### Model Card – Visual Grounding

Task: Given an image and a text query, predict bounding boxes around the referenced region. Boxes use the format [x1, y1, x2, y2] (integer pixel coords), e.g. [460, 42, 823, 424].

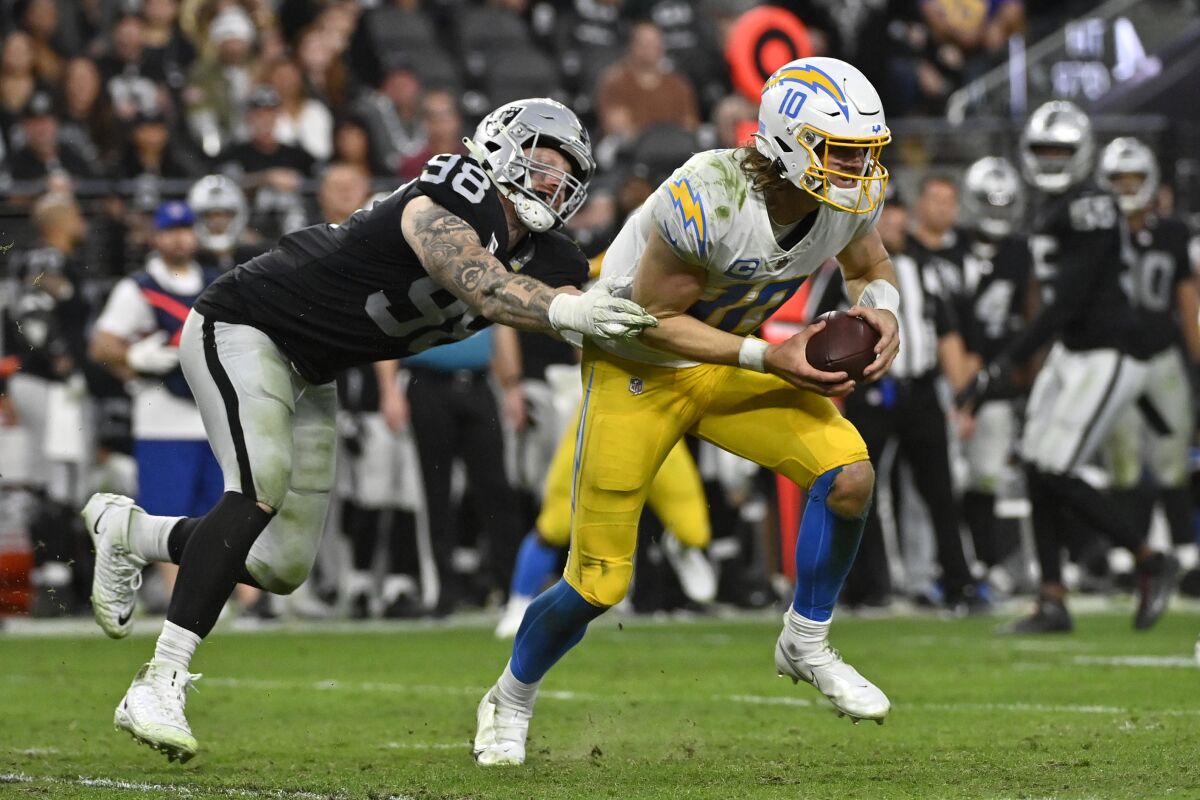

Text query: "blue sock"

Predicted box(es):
[510, 531, 560, 598]
[510, 579, 606, 683]
[792, 467, 869, 622]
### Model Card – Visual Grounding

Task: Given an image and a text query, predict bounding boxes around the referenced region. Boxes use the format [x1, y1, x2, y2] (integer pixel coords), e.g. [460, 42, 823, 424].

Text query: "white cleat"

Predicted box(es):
[494, 596, 533, 640]
[662, 533, 717, 604]
[83, 493, 147, 639]
[473, 687, 530, 766]
[775, 635, 890, 724]
[114, 660, 201, 763]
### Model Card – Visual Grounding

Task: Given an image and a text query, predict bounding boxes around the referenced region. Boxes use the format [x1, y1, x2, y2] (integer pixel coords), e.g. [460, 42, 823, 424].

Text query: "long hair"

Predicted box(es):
[735, 144, 792, 194]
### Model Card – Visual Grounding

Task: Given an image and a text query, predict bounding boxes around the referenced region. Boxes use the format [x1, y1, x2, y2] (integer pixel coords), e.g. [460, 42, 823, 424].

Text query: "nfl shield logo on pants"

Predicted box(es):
[628, 376, 644, 395]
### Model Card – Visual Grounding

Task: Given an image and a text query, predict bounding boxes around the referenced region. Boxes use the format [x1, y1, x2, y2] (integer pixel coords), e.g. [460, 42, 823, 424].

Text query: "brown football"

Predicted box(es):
[805, 311, 880, 382]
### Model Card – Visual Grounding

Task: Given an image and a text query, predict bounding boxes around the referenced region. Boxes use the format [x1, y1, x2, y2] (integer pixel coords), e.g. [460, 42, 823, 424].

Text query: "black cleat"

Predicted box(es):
[998, 597, 1073, 634]
[1133, 552, 1180, 631]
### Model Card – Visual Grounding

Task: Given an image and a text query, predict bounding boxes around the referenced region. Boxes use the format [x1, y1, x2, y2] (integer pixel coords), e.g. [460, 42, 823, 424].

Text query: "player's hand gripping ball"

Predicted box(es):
[805, 311, 881, 382]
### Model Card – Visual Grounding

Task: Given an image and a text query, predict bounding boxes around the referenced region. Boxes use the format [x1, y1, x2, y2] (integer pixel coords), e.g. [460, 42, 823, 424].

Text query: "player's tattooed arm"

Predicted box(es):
[402, 196, 566, 331]
[402, 197, 656, 339]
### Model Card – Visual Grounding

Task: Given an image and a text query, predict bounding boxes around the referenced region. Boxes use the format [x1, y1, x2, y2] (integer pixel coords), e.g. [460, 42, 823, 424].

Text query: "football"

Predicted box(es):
[805, 311, 881, 382]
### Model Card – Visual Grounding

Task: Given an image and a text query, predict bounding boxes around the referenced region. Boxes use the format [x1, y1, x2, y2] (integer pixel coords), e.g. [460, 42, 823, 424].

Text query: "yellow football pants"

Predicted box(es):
[564, 343, 869, 607]
[536, 407, 710, 550]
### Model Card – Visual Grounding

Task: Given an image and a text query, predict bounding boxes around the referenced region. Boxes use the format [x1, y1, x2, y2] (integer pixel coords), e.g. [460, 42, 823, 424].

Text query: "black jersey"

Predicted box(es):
[943, 233, 1032, 363]
[196, 153, 583, 385]
[1006, 180, 1135, 363]
[1126, 214, 1193, 357]
[510, 232, 589, 380]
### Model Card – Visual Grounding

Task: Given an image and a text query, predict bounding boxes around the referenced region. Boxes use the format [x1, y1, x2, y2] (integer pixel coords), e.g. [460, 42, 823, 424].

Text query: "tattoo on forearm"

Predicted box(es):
[404, 201, 558, 331]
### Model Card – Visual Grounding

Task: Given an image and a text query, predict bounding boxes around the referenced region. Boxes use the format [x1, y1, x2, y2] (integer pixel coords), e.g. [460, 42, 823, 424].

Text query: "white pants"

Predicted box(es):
[1020, 344, 1148, 476]
[178, 311, 338, 594]
[1104, 346, 1194, 488]
[336, 412, 422, 510]
[963, 399, 1017, 494]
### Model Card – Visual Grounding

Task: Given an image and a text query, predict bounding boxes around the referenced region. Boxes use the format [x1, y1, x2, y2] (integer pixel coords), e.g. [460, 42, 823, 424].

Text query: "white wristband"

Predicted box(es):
[738, 337, 769, 372]
[858, 279, 901, 317]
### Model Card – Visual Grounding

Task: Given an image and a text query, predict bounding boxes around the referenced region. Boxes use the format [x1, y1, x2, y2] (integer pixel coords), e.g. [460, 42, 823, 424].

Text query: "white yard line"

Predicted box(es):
[201, 676, 1200, 718]
[0, 772, 374, 799]
[1072, 655, 1198, 668]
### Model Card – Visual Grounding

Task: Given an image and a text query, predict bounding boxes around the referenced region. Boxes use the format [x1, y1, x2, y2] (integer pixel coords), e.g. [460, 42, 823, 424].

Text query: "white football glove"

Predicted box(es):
[126, 330, 180, 375]
[547, 277, 657, 342]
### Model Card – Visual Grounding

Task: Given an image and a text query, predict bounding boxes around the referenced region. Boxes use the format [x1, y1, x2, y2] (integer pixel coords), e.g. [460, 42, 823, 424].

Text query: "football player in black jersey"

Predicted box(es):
[959, 102, 1179, 634]
[1097, 137, 1200, 574]
[952, 156, 1033, 580]
[79, 98, 657, 763]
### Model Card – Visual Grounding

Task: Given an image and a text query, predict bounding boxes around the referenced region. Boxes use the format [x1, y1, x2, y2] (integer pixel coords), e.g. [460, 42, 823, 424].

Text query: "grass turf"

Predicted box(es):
[2, 609, 1198, 799]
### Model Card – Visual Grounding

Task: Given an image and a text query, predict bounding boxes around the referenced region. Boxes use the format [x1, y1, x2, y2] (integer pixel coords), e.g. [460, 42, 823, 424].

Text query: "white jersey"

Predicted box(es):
[598, 148, 881, 367]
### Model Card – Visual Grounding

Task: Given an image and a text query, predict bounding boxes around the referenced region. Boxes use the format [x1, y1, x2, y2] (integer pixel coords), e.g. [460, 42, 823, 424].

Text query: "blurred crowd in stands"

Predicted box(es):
[5, 0, 1197, 626]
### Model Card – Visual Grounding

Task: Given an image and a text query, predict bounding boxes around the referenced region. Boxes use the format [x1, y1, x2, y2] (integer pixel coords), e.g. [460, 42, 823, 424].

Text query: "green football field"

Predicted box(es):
[2, 608, 1199, 800]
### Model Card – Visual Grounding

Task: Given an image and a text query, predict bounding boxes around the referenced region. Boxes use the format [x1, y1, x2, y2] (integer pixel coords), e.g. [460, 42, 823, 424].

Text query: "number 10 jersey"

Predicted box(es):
[196, 153, 584, 384]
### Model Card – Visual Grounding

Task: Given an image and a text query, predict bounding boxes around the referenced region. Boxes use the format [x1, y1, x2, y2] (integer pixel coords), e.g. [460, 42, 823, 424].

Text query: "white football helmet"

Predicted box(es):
[1019, 101, 1095, 194]
[1097, 136, 1159, 215]
[465, 98, 595, 233]
[962, 156, 1025, 239]
[187, 174, 248, 252]
[755, 57, 891, 214]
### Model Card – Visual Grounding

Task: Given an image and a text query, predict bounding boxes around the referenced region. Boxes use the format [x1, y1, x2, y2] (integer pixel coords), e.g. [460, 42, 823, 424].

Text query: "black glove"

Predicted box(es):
[956, 356, 1014, 414]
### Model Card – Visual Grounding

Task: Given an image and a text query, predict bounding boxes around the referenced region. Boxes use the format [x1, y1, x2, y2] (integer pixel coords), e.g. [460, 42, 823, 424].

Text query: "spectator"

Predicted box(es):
[184, 5, 258, 157]
[218, 85, 313, 239]
[9, 90, 95, 183]
[219, 85, 315, 188]
[0, 31, 43, 149]
[397, 91, 465, 180]
[623, 0, 725, 113]
[140, 0, 196, 93]
[58, 56, 117, 166]
[266, 57, 333, 162]
[96, 14, 161, 123]
[594, 20, 699, 149]
[315, 162, 369, 225]
[19, 0, 67, 84]
[331, 115, 377, 175]
[708, 93, 756, 149]
[295, 23, 348, 111]
[113, 105, 202, 181]
[354, 57, 427, 176]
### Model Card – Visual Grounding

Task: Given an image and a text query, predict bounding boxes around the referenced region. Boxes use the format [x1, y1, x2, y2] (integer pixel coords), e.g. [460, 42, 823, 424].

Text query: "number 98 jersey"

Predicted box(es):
[195, 153, 583, 385]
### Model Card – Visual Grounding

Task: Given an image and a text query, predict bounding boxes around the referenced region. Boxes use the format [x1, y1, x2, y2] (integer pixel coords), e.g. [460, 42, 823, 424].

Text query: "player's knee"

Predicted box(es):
[827, 461, 874, 519]
[247, 560, 306, 595]
[575, 563, 632, 608]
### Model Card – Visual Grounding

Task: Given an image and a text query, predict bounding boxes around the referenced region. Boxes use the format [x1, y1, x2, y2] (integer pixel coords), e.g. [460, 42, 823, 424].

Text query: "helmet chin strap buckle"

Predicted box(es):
[514, 195, 555, 233]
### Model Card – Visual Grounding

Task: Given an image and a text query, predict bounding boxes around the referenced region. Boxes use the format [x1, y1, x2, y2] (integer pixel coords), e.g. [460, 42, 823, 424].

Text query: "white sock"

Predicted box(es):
[130, 513, 183, 564]
[783, 607, 831, 651]
[153, 621, 201, 669]
[494, 660, 540, 713]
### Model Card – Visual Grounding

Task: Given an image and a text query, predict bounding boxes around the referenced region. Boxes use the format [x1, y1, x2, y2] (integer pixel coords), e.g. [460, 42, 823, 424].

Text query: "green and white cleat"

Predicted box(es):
[775, 635, 890, 724]
[83, 493, 147, 638]
[473, 687, 530, 766]
[115, 661, 201, 763]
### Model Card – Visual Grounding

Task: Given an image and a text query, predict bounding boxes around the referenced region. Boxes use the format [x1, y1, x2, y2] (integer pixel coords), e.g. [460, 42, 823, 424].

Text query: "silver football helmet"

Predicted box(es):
[1097, 136, 1159, 215]
[187, 174, 248, 252]
[464, 98, 595, 233]
[1019, 101, 1095, 194]
[962, 156, 1025, 239]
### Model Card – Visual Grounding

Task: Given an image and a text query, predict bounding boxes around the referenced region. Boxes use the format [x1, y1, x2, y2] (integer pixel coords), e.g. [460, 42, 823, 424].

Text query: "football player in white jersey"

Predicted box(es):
[474, 57, 902, 766]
